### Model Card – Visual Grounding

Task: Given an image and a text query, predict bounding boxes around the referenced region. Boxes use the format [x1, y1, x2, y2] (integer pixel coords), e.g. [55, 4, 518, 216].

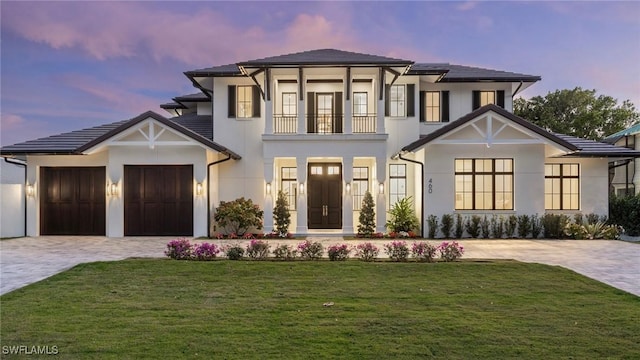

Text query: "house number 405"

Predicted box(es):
[428, 178, 433, 194]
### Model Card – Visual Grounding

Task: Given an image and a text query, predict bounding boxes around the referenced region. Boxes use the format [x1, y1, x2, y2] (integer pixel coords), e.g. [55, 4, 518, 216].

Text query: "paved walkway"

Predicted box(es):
[1, 237, 638, 296]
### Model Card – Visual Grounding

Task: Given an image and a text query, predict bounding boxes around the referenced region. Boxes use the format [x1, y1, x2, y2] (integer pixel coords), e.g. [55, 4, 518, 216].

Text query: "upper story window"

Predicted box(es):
[385, 84, 415, 118]
[545, 164, 579, 210]
[455, 158, 513, 210]
[282, 92, 297, 116]
[353, 92, 368, 116]
[420, 90, 450, 123]
[472, 90, 505, 110]
[228, 85, 261, 118]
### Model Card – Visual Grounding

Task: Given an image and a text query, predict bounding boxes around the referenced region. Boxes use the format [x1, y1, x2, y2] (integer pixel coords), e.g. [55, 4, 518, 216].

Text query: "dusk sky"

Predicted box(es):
[1, 1, 639, 146]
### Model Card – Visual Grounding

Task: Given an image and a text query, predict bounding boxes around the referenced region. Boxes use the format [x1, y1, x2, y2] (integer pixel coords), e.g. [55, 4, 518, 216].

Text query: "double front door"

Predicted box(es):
[307, 163, 342, 229]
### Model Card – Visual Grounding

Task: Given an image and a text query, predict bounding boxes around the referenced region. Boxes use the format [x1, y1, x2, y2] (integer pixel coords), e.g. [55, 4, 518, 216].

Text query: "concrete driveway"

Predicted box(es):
[1, 237, 638, 296]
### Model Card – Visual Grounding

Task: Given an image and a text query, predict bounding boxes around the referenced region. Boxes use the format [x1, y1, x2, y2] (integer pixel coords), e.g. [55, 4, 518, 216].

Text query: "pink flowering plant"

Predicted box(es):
[246, 239, 270, 260]
[297, 240, 324, 260]
[411, 241, 437, 262]
[273, 244, 297, 260]
[165, 238, 193, 260]
[355, 242, 379, 262]
[384, 240, 410, 262]
[327, 244, 351, 261]
[193, 242, 221, 261]
[438, 241, 464, 262]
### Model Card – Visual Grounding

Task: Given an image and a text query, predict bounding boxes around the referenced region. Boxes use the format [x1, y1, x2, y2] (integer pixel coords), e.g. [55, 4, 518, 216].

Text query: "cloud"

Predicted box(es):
[456, 1, 478, 11]
[1, 114, 25, 131]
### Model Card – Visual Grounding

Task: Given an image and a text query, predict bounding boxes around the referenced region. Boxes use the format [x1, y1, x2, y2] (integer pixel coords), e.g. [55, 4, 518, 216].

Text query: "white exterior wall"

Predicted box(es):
[1, 161, 26, 237]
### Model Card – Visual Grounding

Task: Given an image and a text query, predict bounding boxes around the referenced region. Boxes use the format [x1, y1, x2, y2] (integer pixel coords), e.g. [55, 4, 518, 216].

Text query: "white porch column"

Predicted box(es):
[342, 156, 354, 233]
[26, 163, 38, 236]
[296, 157, 308, 234]
[376, 156, 387, 233]
[106, 163, 124, 237]
[263, 159, 274, 233]
[264, 99, 273, 135]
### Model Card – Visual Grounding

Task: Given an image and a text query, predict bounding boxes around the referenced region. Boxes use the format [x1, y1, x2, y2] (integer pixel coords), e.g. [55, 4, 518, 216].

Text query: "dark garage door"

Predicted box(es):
[124, 165, 193, 236]
[40, 167, 106, 235]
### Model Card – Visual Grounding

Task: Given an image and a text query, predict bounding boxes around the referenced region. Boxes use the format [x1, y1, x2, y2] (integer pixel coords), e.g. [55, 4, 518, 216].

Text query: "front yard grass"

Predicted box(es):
[1, 260, 639, 359]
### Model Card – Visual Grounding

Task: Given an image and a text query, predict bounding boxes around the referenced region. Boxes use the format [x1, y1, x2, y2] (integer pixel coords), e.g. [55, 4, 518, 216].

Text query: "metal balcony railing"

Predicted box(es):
[272, 113, 377, 134]
[353, 114, 377, 133]
[273, 115, 297, 134]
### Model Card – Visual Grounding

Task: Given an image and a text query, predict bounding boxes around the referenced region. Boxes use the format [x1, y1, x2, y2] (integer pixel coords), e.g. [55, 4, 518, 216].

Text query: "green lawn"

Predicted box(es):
[1, 260, 638, 359]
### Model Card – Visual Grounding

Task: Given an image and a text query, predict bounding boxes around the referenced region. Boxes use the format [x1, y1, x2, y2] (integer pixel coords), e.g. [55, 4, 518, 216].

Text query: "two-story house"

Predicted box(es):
[2, 49, 638, 237]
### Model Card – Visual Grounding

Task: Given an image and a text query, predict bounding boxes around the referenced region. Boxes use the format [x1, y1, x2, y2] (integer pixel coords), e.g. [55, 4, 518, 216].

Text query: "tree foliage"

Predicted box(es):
[273, 190, 291, 236]
[514, 87, 639, 140]
[214, 197, 263, 235]
[357, 191, 376, 236]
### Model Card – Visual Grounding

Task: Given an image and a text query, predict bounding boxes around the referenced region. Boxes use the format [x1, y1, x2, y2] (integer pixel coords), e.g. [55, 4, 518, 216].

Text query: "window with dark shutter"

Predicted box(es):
[384, 84, 391, 117]
[406, 84, 415, 117]
[441, 91, 450, 122]
[419, 91, 426, 122]
[252, 86, 261, 117]
[334, 92, 343, 133]
[497, 90, 505, 108]
[307, 92, 315, 133]
[472, 90, 480, 110]
[228, 85, 236, 118]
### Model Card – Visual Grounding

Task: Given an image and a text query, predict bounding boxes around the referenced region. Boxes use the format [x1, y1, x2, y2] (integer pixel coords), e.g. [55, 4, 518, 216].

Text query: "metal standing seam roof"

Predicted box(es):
[400, 104, 640, 158]
[1, 111, 240, 159]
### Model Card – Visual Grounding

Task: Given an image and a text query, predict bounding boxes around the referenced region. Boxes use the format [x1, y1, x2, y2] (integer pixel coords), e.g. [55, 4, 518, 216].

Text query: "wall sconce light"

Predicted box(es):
[266, 182, 272, 195]
[345, 182, 351, 194]
[196, 183, 203, 196]
[108, 182, 119, 197]
[25, 183, 34, 197]
[299, 183, 305, 194]
[378, 182, 385, 194]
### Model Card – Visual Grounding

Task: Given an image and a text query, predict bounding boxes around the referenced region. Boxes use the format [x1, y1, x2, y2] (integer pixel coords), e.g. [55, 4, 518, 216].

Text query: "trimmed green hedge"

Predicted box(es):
[609, 194, 640, 236]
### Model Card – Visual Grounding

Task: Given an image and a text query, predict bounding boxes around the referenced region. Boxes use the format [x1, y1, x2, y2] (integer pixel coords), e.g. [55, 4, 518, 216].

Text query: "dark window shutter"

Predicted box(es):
[385, 84, 391, 116]
[228, 85, 236, 118]
[334, 92, 343, 133]
[419, 91, 426, 122]
[441, 91, 450, 122]
[496, 90, 505, 108]
[406, 84, 415, 117]
[472, 90, 480, 110]
[307, 92, 315, 133]
[252, 86, 261, 117]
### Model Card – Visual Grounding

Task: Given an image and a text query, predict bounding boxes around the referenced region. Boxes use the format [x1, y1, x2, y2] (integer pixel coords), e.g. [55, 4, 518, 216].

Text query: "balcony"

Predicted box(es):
[273, 114, 377, 134]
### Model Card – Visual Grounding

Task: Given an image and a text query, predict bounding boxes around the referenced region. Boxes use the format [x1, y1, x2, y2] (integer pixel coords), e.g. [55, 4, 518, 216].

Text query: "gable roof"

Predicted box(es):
[603, 122, 640, 144]
[237, 49, 414, 67]
[409, 63, 541, 82]
[400, 105, 640, 158]
[1, 111, 240, 159]
[185, 63, 243, 77]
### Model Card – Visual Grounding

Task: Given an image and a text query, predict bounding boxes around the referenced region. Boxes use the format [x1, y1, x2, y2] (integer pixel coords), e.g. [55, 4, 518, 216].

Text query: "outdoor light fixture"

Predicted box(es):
[299, 183, 305, 194]
[345, 182, 351, 194]
[196, 183, 203, 196]
[108, 183, 118, 197]
[25, 184, 34, 197]
[266, 182, 272, 195]
[379, 183, 385, 194]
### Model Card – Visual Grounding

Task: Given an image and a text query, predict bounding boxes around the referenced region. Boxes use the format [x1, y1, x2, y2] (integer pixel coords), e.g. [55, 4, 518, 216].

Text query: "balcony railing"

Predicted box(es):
[273, 113, 377, 134]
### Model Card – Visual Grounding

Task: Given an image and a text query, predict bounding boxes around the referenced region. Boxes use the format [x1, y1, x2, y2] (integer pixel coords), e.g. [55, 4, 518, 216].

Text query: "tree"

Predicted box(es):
[514, 87, 639, 140]
[213, 197, 263, 236]
[273, 190, 291, 236]
[357, 191, 376, 237]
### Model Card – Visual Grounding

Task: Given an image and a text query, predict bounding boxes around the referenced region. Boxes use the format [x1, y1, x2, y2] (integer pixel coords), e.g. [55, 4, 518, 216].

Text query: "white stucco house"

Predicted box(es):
[605, 123, 640, 196]
[2, 49, 639, 238]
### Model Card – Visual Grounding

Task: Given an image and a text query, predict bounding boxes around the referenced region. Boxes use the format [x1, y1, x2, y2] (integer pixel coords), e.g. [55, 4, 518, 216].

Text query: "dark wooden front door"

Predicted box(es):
[40, 167, 106, 235]
[124, 165, 193, 236]
[308, 163, 342, 229]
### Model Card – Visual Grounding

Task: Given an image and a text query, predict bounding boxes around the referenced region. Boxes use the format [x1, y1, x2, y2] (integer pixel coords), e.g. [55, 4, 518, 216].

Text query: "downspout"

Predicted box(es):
[3, 157, 27, 237]
[207, 154, 232, 237]
[397, 153, 425, 238]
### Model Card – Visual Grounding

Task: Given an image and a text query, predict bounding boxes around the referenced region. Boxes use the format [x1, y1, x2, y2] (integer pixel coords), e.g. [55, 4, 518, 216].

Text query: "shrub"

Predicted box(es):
[490, 215, 504, 239]
[440, 214, 454, 238]
[358, 191, 376, 237]
[273, 190, 291, 237]
[384, 241, 410, 262]
[517, 215, 531, 238]
[480, 216, 490, 239]
[465, 215, 481, 238]
[609, 194, 640, 236]
[214, 198, 263, 236]
[165, 238, 193, 260]
[586, 213, 601, 225]
[438, 241, 465, 262]
[355, 242, 379, 262]
[193, 242, 220, 261]
[224, 244, 245, 260]
[327, 244, 351, 261]
[273, 244, 297, 260]
[564, 222, 587, 239]
[530, 214, 542, 239]
[454, 214, 464, 239]
[573, 213, 584, 226]
[542, 214, 569, 238]
[505, 215, 517, 238]
[427, 215, 438, 239]
[411, 241, 437, 262]
[246, 239, 270, 260]
[297, 240, 323, 260]
[386, 197, 420, 233]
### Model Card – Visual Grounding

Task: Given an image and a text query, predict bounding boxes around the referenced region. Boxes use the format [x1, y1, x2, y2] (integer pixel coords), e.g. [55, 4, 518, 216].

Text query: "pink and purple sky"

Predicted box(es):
[1, 1, 639, 146]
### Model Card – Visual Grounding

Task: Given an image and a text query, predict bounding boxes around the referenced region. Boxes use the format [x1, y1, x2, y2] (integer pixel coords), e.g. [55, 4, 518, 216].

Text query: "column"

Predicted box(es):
[296, 157, 308, 234]
[264, 99, 273, 135]
[377, 69, 386, 134]
[106, 163, 124, 237]
[298, 68, 306, 134]
[342, 156, 354, 233]
[344, 68, 352, 134]
[376, 156, 387, 233]
[263, 159, 274, 233]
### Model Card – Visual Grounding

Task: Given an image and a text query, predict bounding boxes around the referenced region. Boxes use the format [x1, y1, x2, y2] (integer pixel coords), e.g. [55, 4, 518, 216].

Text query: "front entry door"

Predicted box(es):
[308, 163, 342, 229]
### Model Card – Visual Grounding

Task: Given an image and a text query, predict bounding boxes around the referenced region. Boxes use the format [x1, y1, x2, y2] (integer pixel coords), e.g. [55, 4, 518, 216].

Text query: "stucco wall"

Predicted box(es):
[1, 161, 26, 238]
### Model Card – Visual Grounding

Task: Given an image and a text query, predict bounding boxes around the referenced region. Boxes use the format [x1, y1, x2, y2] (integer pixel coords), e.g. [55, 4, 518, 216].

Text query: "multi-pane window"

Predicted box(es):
[281, 167, 297, 210]
[389, 85, 405, 117]
[237, 86, 253, 118]
[545, 164, 579, 210]
[425, 91, 440, 122]
[455, 159, 513, 210]
[389, 164, 407, 206]
[353, 167, 369, 210]
[479, 91, 496, 107]
[282, 92, 297, 116]
[353, 92, 368, 116]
